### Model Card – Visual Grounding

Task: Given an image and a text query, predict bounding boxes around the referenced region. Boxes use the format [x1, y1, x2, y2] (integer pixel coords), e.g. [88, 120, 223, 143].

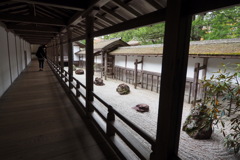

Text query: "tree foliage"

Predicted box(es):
[201, 63, 240, 153]
[104, 23, 165, 45]
[104, 6, 240, 44]
[191, 6, 240, 40]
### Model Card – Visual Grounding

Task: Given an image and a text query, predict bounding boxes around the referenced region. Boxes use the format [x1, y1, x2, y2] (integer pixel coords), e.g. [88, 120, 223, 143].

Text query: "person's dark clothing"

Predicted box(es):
[36, 45, 47, 59]
[36, 45, 47, 70]
[38, 59, 44, 69]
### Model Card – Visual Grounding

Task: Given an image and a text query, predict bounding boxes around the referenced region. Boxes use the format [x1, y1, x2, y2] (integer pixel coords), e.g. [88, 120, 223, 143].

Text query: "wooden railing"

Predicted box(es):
[48, 60, 155, 160]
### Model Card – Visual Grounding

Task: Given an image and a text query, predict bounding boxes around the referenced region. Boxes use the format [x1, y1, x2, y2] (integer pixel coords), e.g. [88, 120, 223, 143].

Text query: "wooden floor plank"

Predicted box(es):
[0, 60, 110, 160]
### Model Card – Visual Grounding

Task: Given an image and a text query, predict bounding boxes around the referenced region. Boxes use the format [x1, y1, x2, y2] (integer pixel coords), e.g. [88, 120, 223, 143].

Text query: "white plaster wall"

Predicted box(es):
[126, 56, 142, 69]
[73, 45, 79, 61]
[20, 39, 26, 69]
[115, 56, 126, 67]
[26, 43, 31, 64]
[7, 32, 18, 82]
[94, 55, 102, 64]
[0, 26, 11, 97]
[115, 55, 162, 73]
[82, 55, 86, 61]
[16, 36, 23, 73]
[207, 58, 240, 79]
[143, 56, 162, 73]
[187, 57, 203, 79]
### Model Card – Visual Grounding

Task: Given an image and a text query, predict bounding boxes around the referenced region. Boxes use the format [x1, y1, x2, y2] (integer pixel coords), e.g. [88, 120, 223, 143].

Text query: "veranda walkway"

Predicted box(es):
[0, 59, 117, 160]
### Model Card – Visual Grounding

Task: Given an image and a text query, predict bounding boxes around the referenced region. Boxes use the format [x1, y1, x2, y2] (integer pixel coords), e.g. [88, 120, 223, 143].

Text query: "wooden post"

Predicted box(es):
[125, 55, 127, 82]
[56, 35, 60, 67]
[141, 56, 144, 88]
[188, 82, 193, 104]
[67, 27, 74, 89]
[51, 41, 54, 62]
[150, 0, 192, 159]
[53, 38, 56, 64]
[106, 105, 115, 136]
[85, 14, 94, 112]
[201, 57, 208, 98]
[104, 52, 108, 80]
[134, 59, 138, 89]
[192, 63, 200, 106]
[60, 34, 64, 78]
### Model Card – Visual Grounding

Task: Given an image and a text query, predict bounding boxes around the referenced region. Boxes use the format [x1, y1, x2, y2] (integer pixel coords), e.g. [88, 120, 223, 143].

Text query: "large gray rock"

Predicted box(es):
[182, 103, 213, 139]
[133, 104, 149, 113]
[94, 77, 105, 86]
[116, 83, 130, 95]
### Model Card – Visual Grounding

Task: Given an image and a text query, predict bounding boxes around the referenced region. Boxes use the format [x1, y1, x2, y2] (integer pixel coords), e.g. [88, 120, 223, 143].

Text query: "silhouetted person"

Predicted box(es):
[36, 44, 47, 71]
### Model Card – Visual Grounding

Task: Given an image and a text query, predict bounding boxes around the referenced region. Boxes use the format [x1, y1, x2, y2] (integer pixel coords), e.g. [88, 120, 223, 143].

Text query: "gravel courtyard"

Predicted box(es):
[72, 70, 240, 160]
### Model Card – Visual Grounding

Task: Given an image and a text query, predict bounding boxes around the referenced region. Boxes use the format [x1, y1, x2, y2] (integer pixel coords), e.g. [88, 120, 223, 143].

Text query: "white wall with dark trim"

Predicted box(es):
[0, 24, 31, 97]
[114, 55, 239, 80]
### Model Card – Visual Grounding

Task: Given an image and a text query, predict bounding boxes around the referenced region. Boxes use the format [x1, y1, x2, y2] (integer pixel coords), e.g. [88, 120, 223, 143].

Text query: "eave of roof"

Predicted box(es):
[109, 38, 240, 58]
[76, 38, 129, 55]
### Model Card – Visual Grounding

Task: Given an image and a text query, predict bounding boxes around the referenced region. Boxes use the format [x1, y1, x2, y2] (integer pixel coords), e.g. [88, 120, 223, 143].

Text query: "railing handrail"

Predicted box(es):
[92, 92, 155, 145]
[48, 60, 154, 159]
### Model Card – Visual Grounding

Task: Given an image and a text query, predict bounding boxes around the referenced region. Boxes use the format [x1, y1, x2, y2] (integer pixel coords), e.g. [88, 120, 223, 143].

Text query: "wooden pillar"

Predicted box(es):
[201, 57, 208, 99]
[50, 41, 54, 62]
[134, 59, 138, 89]
[55, 36, 59, 66]
[67, 27, 74, 88]
[192, 63, 200, 106]
[104, 52, 108, 80]
[60, 34, 64, 76]
[202, 58, 208, 79]
[150, 0, 192, 159]
[52, 39, 56, 64]
[141, 56, 144, 88]
[125, 55, 127, 82]
[85, 15, 94, 112]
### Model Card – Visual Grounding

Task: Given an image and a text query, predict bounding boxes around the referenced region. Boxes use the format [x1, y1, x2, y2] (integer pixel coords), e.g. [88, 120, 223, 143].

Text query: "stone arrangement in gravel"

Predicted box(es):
[133, 104, 150, 113]
[116, 83, 130, 95]
[94, 77, 105, 86]
[182, 103, 213, 139]
[75, 69, 84, 75]
[71, 68, 240, 160]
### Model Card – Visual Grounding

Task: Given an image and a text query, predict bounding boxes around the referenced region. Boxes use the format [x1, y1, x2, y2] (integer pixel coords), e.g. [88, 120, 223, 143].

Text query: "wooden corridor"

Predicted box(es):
[0, 60, 117, 160]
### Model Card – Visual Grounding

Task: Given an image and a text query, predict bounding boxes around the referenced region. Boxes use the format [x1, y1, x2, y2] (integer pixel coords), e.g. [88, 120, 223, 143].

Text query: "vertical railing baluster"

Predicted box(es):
[106, 105, 115, 136]
[65, 71, 68, 83]
[76, 81, 81, 97]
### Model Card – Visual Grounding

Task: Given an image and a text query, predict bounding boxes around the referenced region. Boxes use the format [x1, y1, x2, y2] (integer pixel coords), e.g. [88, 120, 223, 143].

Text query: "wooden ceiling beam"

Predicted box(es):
[36, 10, 55, 19]
[23, 36, 51, 39]
[7, 24, 60, 33]
[111, 0, 142, 17]
[154, 0, 167, 8]
[95, 14, 116, 26]
[9, 8, 29, 14]
[0, 1, 15, 5]
[0, 4, 26, 12]
[93, 9, 166, 37]
[36, 5, 62, 19]
[44, 6, 70, 18]
[101, 6, 126, 22]
[67, 0, 112, 26]
[0, 13, 66, 26]
[15, 31, 55, 36]
[145, 0, 164, 9]
[10, 0, 88, 11]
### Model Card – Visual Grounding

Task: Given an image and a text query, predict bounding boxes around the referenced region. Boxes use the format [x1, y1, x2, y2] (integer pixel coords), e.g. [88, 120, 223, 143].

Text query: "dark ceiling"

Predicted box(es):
[0, 0, 239, 45]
